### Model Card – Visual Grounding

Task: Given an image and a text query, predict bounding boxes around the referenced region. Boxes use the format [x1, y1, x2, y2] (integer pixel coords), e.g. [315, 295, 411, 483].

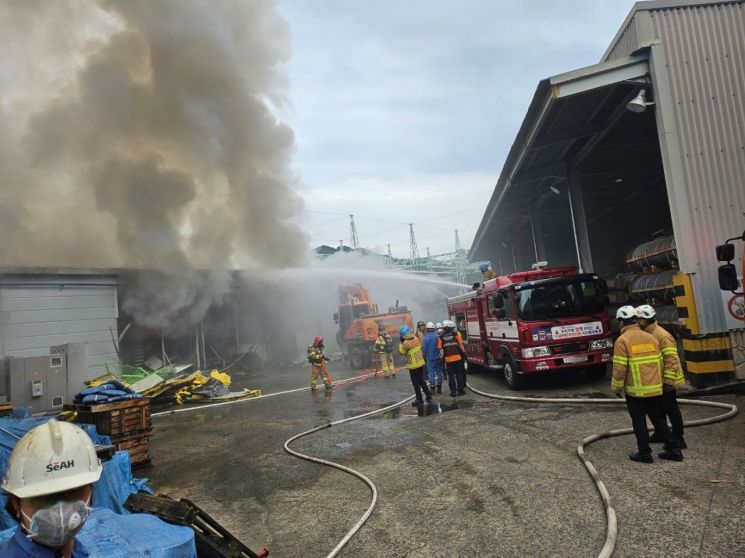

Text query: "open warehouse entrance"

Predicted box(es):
[471, 0, 745, 386]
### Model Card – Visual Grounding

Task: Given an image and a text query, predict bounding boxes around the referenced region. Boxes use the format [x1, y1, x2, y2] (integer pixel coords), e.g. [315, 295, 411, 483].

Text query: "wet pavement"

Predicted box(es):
[145, 362, 745, 557]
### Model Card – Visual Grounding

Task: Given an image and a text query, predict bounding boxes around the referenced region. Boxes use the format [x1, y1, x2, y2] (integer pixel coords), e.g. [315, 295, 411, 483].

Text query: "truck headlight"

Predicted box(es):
[590, 338, 614, 350]
[521, 346, 551, 358]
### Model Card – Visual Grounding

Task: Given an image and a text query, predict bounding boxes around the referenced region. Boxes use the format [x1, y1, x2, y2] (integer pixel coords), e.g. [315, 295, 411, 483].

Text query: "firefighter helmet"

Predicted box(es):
[479, 263, 489, 272]
[615, 306, 637, 320]
[426, 322, 435, 330]
[435, 322, 443, 329]
[636, 304, 656, 319]
[399, 326, 411, 336]
[313, 336, 324, 345]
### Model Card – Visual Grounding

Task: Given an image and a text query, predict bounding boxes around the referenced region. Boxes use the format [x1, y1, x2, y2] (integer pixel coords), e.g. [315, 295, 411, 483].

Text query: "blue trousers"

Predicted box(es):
[426, 359, 443, 385]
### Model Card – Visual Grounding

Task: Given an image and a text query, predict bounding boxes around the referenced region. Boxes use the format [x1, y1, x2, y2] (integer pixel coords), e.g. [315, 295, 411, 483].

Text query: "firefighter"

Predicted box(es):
[611, 306, 682, 463]
[479, 263, 497, 282]
[636, 304, 686, 449]
[399, 325, 432, 405]
[439, 320, 467, 396]
[415, 321, 427, 342]
[375, 325, 395, 378]
[308, 336, 333, 391]
[1, 420, 102, 557]
[422, 322, 444, 393]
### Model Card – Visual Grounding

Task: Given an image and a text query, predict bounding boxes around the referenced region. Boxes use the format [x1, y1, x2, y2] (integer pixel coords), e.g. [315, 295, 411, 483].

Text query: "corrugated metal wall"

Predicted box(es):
[0, 275, 119, 372]
[604, 16, 639, 61]
[651, 2, 745, 333]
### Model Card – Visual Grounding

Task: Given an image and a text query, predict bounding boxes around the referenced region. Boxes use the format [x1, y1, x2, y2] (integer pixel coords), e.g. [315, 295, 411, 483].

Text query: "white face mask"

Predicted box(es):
[22, 498, 91, 547]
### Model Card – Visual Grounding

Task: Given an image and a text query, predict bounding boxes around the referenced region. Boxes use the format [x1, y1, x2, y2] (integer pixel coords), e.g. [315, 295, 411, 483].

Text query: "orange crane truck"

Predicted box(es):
[333, 282, 414, 369]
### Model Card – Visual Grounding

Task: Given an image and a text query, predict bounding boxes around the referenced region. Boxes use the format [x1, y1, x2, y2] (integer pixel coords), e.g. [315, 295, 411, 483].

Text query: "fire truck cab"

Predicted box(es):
[447, 266, 613, 389]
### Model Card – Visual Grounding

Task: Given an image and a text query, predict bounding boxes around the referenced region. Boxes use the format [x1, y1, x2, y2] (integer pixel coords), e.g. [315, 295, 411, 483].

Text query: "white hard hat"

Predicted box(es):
[636, 304, 656, 319]
[2, 419, 102, 499]
[435, 322, 443, 329]
[425, 321, 435, 329]
[444, 320, 455, 328]
[615, 305, 638, 320]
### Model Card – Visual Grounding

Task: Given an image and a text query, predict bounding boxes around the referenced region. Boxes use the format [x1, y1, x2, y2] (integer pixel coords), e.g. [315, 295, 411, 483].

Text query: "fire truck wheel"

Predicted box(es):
[585, 365, 608, 380]
[350, 346, 364, 369]
[503, 356, 526, 390]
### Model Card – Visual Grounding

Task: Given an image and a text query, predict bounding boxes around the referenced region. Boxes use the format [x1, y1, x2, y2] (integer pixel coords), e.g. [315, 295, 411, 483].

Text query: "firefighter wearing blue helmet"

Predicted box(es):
[399, 325, 431, 406]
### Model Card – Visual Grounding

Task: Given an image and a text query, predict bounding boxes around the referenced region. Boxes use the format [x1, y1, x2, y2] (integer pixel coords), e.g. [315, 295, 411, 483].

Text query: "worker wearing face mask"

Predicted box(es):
[1, 419, 102, 558]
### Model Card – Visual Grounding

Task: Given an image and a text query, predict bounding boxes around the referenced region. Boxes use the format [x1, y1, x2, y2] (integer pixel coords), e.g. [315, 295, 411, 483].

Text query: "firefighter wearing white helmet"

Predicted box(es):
[1, 419, 102, 556]
[636, 303, 687, 449]
[611, 306, 682, 463]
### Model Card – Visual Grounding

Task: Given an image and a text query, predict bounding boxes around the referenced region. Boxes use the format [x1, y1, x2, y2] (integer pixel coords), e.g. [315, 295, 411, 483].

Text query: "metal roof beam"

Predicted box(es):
[550, 55, 649, 98]
[512, 162, 567, 185]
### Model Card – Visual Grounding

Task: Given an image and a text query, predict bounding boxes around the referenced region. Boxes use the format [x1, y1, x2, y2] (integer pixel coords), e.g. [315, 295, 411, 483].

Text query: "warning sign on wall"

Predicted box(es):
[721, 276, 745, 330]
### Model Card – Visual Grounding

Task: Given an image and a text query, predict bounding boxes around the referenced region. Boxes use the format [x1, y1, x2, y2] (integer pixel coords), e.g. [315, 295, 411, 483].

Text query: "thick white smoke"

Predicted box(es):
[0, 0, 306, 329]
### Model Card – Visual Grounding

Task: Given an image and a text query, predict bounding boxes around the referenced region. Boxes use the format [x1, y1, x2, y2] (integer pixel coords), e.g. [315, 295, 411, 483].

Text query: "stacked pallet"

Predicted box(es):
[66, 398, 152, 468]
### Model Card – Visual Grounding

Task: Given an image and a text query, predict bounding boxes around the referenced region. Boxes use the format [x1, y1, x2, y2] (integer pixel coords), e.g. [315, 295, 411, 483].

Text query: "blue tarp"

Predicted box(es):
[0, 507, 196, 557]
[75, 381, 144, 405]
[0, 418, 150, 530]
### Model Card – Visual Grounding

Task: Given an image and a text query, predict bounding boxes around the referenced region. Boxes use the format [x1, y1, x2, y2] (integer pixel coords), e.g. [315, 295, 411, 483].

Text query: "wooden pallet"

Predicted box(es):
[65, 398, 152, 436]
[108, 429, 152, 467]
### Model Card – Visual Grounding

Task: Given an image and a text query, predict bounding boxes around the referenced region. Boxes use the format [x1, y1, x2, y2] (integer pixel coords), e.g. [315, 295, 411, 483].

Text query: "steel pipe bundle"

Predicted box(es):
[626, 235, 677, 271]
[628, 270, 677, 303]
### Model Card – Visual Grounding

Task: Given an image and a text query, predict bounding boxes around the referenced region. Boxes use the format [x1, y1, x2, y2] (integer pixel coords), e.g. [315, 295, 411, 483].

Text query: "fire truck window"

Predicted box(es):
[455, 314, 467, 340]
[487, 295, 499, 316]
[503, 292, 516, 320]
[516, 280, 605, 321]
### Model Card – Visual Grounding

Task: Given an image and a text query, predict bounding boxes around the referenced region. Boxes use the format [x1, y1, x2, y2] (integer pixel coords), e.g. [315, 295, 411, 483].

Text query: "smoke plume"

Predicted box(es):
[0, 0, 306, 328]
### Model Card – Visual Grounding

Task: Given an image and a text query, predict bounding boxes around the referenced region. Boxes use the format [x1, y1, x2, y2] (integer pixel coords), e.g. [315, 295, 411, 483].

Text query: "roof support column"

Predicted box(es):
[568, 170, 594, 273]
[531, 213, 546, 262]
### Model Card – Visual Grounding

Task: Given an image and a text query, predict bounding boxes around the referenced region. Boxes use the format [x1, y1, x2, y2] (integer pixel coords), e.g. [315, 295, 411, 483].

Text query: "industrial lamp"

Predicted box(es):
[626, 89, 655, 113]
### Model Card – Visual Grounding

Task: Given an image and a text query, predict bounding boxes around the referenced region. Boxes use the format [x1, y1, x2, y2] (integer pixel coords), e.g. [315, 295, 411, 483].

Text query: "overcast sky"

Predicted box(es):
[276, 1, 634, 258]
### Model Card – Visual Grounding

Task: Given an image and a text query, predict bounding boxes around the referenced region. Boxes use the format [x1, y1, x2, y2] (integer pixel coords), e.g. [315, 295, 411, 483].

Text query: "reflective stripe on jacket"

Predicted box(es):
[374, 337, 387, 354]
[308, 346, 325, 366]
[438, 331, 463, 363]
[611, 324, 663, 397]
[398, 334, 425, 369]
[642, 323, 684, 386]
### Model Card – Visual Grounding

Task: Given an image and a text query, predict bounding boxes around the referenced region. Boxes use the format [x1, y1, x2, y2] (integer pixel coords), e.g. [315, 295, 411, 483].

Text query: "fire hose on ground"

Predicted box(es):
[466, 382, 739, 558]
[154, 369, 738, 557]
[283, 394, 415, 558]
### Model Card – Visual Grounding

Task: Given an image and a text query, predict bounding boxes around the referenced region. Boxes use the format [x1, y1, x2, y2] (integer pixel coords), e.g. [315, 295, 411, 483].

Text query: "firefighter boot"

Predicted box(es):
[628, 451, 654, 463]
[429, 383, 436, 392]
[436, 384, 442, 394]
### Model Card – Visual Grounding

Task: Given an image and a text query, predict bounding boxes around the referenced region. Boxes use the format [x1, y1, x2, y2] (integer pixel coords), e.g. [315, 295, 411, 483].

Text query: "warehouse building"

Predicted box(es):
[470, 0, 745, 384]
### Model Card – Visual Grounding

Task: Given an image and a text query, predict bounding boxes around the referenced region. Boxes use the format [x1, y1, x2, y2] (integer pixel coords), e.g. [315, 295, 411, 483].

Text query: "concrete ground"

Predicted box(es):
[145, 362, 745, 557]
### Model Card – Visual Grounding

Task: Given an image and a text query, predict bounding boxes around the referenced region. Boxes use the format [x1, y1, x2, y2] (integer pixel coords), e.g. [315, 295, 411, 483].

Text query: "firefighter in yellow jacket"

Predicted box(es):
[637, 304, 686, 449]
[374, 325, 395, 378]
[611, 306, 682, 463]
[308, 336, 333, 391]
[399, 326, 432, 406]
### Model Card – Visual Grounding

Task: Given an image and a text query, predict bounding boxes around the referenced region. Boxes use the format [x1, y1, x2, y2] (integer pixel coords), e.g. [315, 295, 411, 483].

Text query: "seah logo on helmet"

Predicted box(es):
[46, 460, 75, 473]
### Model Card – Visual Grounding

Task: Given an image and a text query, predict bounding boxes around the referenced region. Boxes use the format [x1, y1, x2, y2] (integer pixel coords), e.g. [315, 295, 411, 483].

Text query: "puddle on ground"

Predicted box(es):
[367, 400, 474, 419]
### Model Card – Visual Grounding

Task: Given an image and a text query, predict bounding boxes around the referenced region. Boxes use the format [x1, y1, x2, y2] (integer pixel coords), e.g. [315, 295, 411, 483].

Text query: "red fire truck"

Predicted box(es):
[447, 266, 613, 389]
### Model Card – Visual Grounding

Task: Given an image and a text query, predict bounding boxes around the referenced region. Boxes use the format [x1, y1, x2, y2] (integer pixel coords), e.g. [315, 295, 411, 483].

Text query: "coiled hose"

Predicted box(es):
[284, 395, 415, 558]
[467, 382, 739, 558]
